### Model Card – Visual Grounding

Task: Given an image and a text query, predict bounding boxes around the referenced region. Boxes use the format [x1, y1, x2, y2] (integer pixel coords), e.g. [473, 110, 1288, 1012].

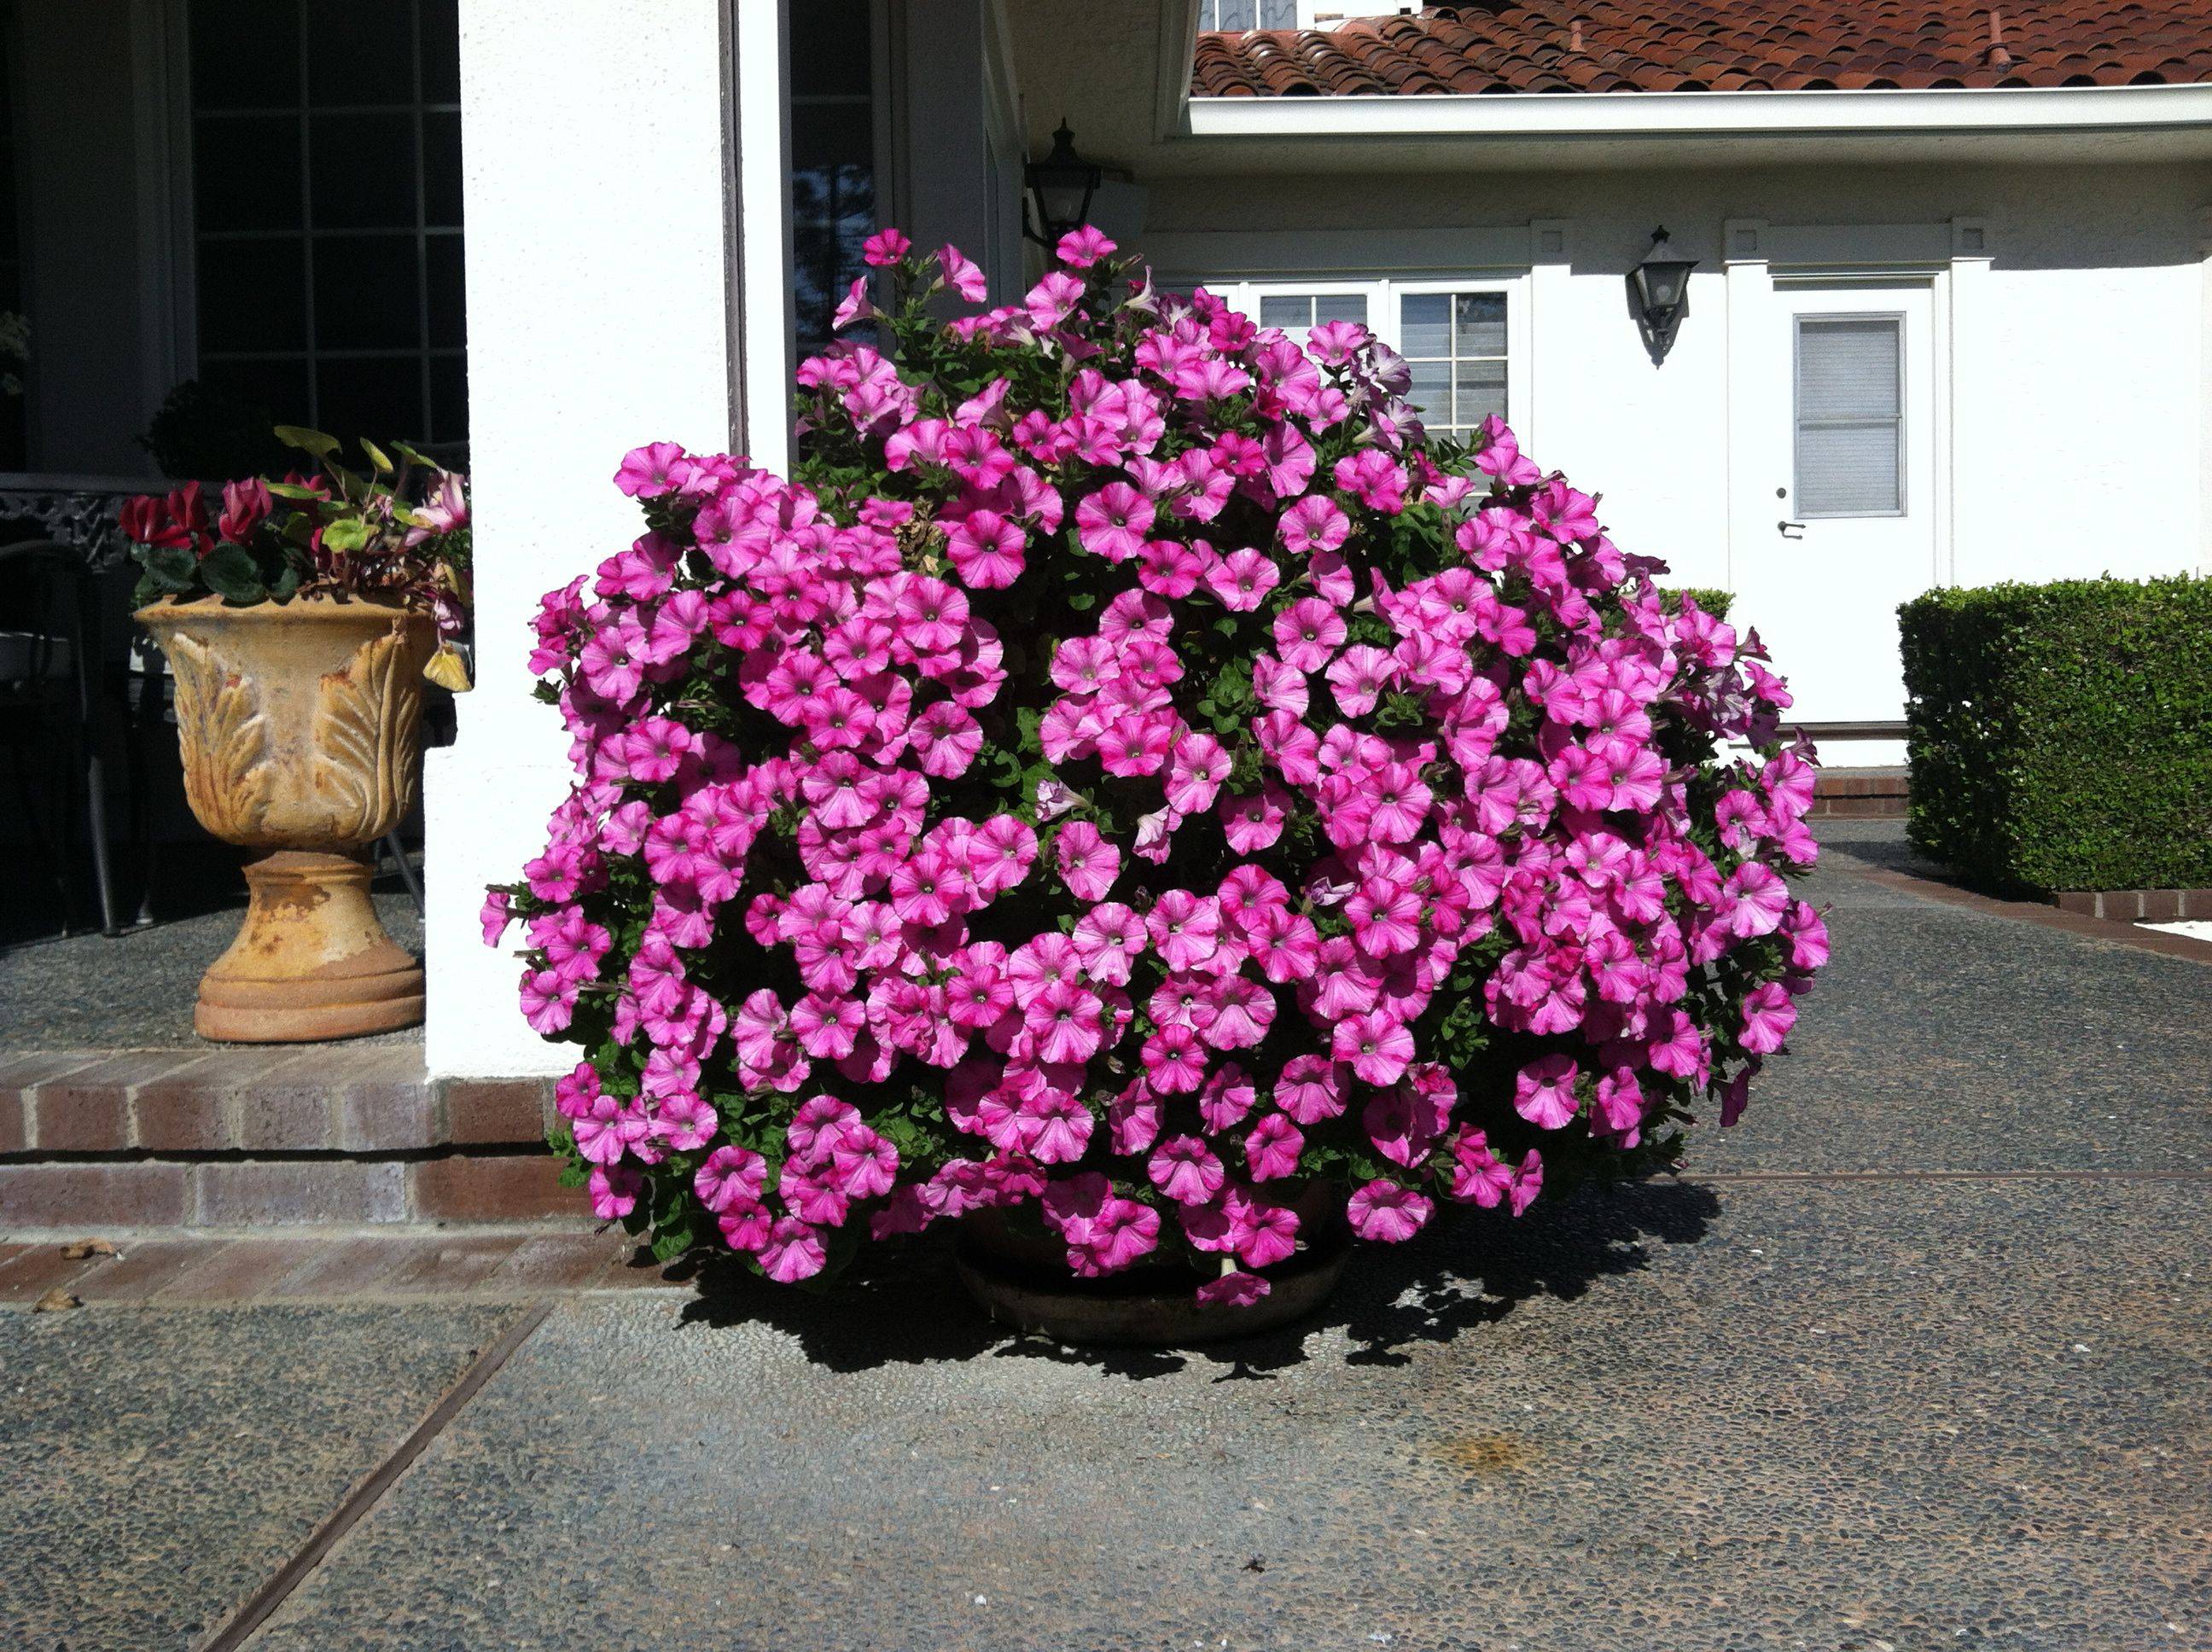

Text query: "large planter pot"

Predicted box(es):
[137, 595, 434, 1043]
[954, 1183, 1350, 1347]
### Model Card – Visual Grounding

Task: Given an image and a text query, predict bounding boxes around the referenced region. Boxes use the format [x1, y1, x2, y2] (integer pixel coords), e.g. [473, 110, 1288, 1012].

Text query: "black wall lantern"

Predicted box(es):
[1023, 120, 1102, 247]
[1627, 226, 1699, 364]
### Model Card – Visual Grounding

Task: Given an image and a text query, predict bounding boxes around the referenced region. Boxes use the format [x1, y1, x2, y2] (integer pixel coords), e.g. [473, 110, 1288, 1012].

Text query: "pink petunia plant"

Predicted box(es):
[492, 232, 1826, 1300]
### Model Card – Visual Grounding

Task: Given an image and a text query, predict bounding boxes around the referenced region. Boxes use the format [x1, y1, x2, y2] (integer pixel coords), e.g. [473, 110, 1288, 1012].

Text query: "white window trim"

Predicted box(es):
[1179, 269, 1534, 444]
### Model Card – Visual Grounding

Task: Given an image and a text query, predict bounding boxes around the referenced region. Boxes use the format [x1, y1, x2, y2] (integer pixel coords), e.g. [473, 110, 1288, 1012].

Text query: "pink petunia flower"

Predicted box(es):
[1513, 1055, 1580, 1130]
[1347, 1179, 1433, 1242]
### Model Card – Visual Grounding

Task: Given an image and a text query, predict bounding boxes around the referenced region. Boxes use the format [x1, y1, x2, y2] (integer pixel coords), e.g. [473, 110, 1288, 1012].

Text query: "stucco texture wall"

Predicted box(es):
[1138, 162, 2212, 602]
[426, 0, 736, 1079]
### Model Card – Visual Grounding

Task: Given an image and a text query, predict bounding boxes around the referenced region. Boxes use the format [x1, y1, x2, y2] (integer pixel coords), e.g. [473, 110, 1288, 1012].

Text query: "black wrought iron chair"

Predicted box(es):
[0, 540, 122, 936]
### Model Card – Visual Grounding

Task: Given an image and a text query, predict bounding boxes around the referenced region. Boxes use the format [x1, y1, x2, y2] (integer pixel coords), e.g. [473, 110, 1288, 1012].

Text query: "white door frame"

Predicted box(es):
[1724, 218, 1991, 607]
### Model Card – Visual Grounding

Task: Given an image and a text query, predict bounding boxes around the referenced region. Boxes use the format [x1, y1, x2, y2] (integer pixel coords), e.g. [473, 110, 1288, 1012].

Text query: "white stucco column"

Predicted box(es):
[426, 0, 748, 1079]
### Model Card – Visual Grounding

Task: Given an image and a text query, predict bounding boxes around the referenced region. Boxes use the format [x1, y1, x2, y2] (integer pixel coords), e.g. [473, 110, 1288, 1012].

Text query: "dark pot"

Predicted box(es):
[953, 1182, 1348, 1347]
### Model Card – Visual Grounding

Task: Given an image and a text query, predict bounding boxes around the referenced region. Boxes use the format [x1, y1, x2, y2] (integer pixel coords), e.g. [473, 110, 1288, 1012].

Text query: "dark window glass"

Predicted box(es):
[196, 237, 308, 352]
[422, 112, 463, 227]
[789, 6, 875, 360]
[201, 357, 312, 428]
[305, 0, 414, 107]
[428, 353, 468, 445]
[189, 0, 300, 113]
[316, 355, 422, 444]
[309, 113, 418, 229]
[424, 234, 466, 348]
[790, 0, 871, 97]
[314, 236, 422, 352]
[194, 117, 304, 233]
[0, 24, 23, 468]
[419, 0, 460, 102]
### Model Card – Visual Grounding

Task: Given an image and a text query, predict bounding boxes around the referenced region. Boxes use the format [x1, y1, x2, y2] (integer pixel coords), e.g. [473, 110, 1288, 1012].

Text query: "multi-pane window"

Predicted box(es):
[1257, 292, 1369, 332]
[1793, 315, 1904, 517]
[790, 0, 876, 358]
[1202, 0, 1298, 28]
[1220, 278, 1519, 439]
[187, 0, 467, 450]
[1400, 292, 1507, 439]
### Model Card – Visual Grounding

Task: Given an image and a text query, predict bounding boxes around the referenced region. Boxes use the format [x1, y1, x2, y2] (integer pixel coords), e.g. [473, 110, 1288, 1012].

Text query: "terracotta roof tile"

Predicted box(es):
[1190, 2, 2212, 96]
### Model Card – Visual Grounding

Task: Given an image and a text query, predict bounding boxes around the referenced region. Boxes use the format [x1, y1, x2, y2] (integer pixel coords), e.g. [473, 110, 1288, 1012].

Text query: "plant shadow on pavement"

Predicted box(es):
[672, 1177, 1720, 1382]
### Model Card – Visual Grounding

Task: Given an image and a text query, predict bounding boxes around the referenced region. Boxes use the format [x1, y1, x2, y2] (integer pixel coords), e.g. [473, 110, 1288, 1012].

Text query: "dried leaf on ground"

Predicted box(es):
[32, 1288, 82, 1312]
[61, 1238, 117, 1259]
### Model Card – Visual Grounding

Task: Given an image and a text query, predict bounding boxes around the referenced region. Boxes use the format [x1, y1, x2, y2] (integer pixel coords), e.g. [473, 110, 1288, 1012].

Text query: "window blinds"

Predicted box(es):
[1794, 316, 1904, 516]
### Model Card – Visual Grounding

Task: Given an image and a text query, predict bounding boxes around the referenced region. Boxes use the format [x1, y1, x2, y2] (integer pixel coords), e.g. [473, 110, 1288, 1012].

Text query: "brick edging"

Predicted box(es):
[2051, 888, 2212, 923]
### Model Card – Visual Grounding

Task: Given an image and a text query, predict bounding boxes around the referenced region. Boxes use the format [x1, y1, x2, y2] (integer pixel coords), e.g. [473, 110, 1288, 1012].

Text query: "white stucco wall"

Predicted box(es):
[1140, 161, 2209, 596]
[427, 0, 740, 1079]
[1139, 160, 2209, 763]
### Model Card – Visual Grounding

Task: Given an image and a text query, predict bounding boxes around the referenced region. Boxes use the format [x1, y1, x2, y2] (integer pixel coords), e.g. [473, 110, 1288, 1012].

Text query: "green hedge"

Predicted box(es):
[1664, 586, 1733, 620]
[1898, 575, 2212, 893]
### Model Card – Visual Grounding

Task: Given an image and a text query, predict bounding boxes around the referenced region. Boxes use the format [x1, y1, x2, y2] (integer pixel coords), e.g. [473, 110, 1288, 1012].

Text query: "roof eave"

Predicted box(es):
[1183, 82, 2212, 141]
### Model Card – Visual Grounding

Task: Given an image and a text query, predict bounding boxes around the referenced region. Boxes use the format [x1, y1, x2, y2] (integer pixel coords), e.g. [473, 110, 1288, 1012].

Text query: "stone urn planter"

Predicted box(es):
[953, 1183, 1350, 1347]
[137, 594, 435, 1042]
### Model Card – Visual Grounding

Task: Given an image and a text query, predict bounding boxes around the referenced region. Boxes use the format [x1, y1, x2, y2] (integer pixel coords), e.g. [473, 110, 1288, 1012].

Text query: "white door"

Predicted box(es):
[1733, 281, 1937, 725]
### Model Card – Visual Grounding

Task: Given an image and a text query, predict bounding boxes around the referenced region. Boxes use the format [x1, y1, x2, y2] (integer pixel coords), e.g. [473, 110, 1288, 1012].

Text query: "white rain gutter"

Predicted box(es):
[1185, 80, 2212, 140]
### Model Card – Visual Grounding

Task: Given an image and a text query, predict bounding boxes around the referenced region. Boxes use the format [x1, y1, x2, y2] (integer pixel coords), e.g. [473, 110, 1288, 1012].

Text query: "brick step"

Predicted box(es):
[0, 1047, 579, 1230]
[1811, 766, 1907, 819]
[0, 1149, 576, 1228]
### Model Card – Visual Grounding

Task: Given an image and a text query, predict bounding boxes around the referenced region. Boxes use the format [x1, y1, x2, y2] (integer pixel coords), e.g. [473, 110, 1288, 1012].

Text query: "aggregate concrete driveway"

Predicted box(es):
[4, 823, 2209, 1652]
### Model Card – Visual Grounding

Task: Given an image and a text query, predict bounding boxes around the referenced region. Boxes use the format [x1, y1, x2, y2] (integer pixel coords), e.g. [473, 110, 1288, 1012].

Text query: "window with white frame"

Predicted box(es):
[1207, 276, 1524, 441]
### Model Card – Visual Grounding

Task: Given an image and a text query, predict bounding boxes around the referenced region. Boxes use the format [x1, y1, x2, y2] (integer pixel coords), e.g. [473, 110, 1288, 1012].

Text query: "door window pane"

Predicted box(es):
[194, 118, 303, 232]
[196, 238, 307, 352]
[189, 0, 300, 113]
[309, 113, 419, 229]
[316, 354, 424, 445]
[789, 0, 876, 356]
[314, 235, 422, 352]
[1795, 315, 1902, 515]
[306, 0, 414, 106]
[188, 0, 467, 456]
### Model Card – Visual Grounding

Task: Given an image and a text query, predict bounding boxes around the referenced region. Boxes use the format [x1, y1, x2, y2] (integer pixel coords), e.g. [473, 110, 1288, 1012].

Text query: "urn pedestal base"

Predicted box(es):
[195, 851, 424, 1044]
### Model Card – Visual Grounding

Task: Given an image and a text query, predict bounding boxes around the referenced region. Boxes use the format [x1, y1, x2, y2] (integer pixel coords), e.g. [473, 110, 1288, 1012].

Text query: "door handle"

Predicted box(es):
[1778, 519, 1806, 538]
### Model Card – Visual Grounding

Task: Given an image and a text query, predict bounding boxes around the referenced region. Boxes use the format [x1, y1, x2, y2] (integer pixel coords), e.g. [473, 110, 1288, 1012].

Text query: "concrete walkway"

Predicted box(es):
[3, 822, 2209, 1651]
